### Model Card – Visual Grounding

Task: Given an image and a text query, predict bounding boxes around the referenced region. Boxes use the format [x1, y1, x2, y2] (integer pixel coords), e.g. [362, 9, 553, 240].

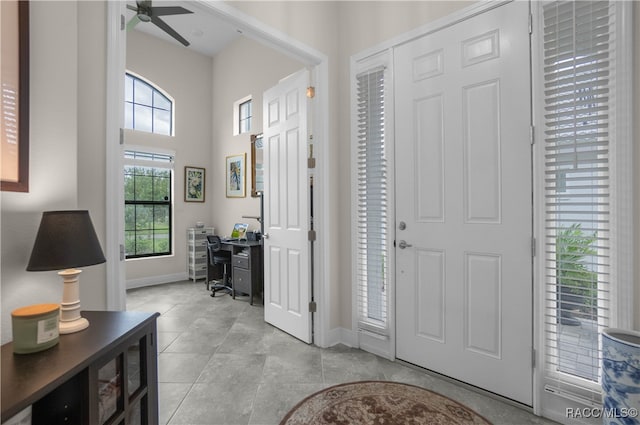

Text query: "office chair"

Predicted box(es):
[206, 235, 233, 297]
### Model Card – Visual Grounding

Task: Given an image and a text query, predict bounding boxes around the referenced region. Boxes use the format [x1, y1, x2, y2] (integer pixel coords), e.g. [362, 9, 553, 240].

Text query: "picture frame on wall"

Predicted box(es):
[226, 153, 246, 198]
[185, 166, 205, 202]
[1, 1, 30, 192]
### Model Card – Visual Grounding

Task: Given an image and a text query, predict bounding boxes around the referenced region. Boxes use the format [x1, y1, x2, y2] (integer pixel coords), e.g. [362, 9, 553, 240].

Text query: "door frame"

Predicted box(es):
[105, 0, 331, 348]
[350, 0, 539, 408]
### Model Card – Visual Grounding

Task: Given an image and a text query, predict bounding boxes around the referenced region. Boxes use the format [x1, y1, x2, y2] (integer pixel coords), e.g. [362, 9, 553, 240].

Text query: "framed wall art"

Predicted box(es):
[226, 153, 245, 198]
[185, 166, 205, 202]
[1, 1, 29, 192]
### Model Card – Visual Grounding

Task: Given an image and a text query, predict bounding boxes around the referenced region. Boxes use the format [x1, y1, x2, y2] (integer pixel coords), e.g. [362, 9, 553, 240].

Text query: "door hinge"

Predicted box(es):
[529, 125, 535, 145]
[309, 301, 317, 313]
[121, 14, 125, 31]
[119, 128, 124, 145]
[120, 244, 125, 261]
[308, 142, 316, 168]
[531, 237, 536, 257]
[308, 230, 316, 241]
[528, 13, 533, 35]
[532, 348, 536, 368]
[306, 86, 315, 99]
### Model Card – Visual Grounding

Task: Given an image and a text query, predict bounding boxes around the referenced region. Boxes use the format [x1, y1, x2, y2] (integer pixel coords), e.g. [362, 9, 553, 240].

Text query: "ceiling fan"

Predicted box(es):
[126, 0, 193, 47]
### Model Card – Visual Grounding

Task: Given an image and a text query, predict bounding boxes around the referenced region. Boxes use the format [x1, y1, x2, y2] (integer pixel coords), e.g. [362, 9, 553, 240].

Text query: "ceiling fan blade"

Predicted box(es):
[150, 15, 190, 46]
[150, 6, 193, 17]
[126, 15, 141, 31]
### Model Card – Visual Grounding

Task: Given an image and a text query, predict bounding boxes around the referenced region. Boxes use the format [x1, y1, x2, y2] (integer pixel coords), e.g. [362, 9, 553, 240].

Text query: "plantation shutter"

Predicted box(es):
[355, 66, 388, 335]
[541, 0, 615, 404]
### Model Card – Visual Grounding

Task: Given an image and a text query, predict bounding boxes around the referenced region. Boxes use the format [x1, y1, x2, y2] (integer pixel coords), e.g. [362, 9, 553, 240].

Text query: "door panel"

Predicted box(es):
[263, 69, 311, 344]
[394, 1, 532, 405]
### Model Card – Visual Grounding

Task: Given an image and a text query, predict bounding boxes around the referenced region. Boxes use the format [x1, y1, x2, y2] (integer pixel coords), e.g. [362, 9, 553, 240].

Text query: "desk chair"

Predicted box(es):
[206, 235, 233, 297]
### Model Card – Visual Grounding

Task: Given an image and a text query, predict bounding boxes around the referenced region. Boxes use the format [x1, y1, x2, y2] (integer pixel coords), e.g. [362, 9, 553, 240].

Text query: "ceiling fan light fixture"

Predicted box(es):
[128, 1, 193, 47]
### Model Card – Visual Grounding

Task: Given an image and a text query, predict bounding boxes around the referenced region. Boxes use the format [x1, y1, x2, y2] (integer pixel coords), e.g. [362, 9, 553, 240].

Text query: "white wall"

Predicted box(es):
[125, 31, 213, 284]
[1, 1, 85, 343]
[210, 36, 303, 236]
[77, 0, 108, 307]
[123, 32, 303, 284]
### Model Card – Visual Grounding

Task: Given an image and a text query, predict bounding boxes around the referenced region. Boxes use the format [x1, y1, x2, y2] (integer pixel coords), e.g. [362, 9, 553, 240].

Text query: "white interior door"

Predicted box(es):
[263, 69, 312, 343]
[394, 1, 533, 404]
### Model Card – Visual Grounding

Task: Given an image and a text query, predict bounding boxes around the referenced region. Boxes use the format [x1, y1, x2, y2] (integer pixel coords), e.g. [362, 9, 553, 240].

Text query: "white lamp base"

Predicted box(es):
[58, 268, 90, 334]
[59, 316, 89, 334]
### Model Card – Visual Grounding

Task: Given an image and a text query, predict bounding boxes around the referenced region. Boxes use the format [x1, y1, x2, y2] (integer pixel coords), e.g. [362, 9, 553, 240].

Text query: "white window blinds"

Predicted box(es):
[541, 0, 615, 403]
[355, 66, 388, 335]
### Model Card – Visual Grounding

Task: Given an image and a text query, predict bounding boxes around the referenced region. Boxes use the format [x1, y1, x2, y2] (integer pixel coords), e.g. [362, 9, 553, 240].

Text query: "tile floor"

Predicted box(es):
[126, 280, 557, 425]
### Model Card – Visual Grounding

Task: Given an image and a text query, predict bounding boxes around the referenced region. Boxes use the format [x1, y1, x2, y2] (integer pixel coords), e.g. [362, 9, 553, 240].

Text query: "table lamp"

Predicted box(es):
[26, 210, 106, 334]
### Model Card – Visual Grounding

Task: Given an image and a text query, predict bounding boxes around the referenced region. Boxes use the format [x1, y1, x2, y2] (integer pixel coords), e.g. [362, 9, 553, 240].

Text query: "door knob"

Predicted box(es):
[263, 233, 270, 239]
[398, 240, 412, 249]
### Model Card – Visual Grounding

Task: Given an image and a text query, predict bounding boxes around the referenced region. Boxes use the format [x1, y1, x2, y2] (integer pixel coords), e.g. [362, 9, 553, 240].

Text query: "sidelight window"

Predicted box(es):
[353, 59, 390, 337]
[539, 0, 632, 407]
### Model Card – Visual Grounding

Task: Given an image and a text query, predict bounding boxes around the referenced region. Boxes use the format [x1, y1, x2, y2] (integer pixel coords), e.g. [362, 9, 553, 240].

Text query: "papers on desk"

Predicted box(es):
[236, 249, 249, 257]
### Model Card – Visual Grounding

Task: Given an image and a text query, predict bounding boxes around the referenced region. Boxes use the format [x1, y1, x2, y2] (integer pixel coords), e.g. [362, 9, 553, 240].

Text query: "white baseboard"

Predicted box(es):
[326, 326, 358, 348]
[358, 329, 394, 360]
[540, 390, 602, 425]
[126, 272, 189, 290]
[325, 327, 394, 360]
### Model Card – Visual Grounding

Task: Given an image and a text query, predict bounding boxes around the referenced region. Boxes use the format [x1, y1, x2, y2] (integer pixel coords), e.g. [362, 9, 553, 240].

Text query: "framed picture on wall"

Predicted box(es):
[185, 166, 205, 202]
[1, 1, 29, 192]
[226, 153, 245, 198]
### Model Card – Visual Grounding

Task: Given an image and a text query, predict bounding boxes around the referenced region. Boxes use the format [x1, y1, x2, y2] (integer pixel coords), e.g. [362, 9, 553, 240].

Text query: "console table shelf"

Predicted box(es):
[1, 310, 159, 425]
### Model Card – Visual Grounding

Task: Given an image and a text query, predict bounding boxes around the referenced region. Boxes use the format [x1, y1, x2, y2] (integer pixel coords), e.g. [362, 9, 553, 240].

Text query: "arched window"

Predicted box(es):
[125, 72, 174, 136]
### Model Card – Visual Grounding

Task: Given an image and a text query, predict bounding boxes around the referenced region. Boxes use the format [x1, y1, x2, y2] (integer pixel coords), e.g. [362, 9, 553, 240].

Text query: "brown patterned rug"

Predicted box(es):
[280, 381, 492, 425]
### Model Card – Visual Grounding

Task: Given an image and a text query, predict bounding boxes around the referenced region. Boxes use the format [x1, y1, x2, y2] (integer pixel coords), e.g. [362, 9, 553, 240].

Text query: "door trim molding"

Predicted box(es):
[105, 2, 126, 311]
[352, 0, 512, 64]
[106, 0, 331, 347]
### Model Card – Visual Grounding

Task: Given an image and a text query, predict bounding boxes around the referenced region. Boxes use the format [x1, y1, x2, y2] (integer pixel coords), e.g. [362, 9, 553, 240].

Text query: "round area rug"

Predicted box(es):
[280, 381, 492, 425]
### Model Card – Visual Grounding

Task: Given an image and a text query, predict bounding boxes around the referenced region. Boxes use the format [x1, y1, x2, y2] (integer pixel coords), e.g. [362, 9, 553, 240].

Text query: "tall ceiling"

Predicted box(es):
[125, 1, 242, 57]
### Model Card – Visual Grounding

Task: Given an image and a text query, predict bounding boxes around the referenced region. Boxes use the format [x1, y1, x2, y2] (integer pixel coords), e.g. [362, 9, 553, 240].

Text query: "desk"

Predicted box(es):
[208, 240, 263, 305]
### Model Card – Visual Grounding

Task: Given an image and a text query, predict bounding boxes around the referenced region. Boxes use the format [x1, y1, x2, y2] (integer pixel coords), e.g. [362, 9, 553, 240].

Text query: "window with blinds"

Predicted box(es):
[355, 66, 388, 335]
[124, 150, 174, 259]
[541, 0, 616, 403]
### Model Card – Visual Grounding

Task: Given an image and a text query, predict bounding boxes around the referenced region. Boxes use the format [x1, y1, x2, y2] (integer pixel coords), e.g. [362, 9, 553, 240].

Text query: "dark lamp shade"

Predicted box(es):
[26, 210, 106, 271]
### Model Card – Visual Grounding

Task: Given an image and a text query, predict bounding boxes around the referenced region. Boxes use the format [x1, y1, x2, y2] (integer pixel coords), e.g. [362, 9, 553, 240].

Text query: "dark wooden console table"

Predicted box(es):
[1, 310, 159, 425]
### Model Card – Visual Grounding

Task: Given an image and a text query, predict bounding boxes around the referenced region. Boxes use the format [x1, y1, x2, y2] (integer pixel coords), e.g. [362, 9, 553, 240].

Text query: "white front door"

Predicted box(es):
[394, 1, 533, 404]
[263, 69, 312, 343]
